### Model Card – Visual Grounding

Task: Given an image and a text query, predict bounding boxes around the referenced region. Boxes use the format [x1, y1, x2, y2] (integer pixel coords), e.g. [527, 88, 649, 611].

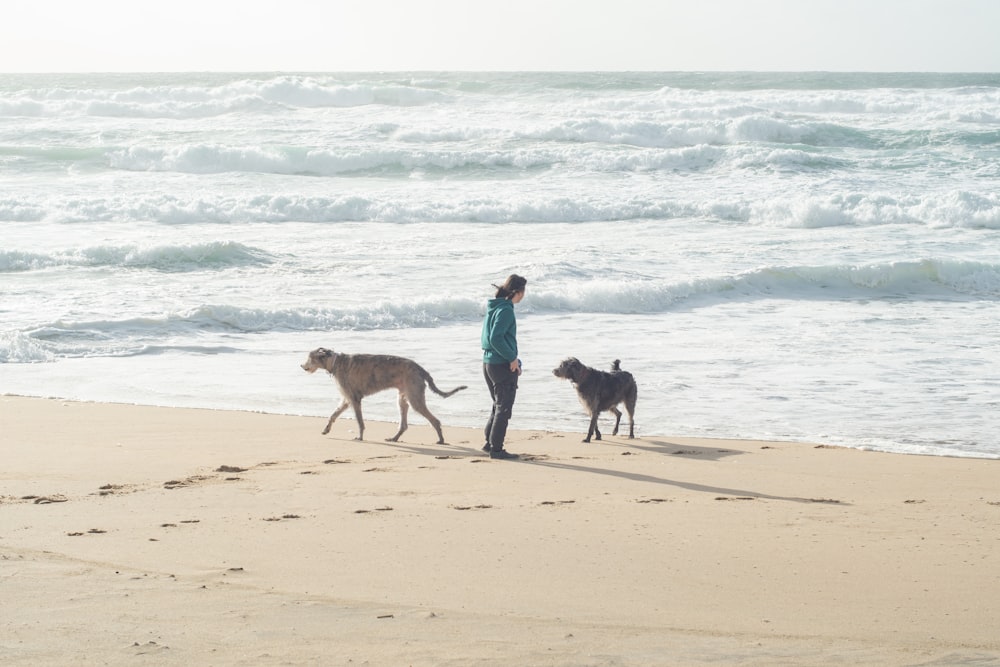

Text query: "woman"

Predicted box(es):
[481, 274, 527, 460]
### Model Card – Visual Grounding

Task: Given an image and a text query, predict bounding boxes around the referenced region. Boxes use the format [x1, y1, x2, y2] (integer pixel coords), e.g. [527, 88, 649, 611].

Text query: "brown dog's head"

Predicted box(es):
[552, 357, 586, 382]
[301, 347, 335, 374]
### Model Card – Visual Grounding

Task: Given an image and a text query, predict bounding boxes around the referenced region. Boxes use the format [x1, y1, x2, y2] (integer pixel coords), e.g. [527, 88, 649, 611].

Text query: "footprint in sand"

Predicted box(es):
[161, 519, 199, 527]
[540, 500, 576, 506]
[636, 498, 670, 504]
[27, 495, 68, 504]
[132, 641, 169, 656]
[163, 475, 213, 490]
[263, 514, 302, 521]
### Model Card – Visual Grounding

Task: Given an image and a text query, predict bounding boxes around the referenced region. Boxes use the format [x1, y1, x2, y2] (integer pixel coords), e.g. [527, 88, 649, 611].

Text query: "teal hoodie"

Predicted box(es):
[481, 297, 518, 364]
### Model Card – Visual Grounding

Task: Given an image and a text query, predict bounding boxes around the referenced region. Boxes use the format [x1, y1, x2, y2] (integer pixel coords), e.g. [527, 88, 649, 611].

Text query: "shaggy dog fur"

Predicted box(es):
[552, 357, 637, 443]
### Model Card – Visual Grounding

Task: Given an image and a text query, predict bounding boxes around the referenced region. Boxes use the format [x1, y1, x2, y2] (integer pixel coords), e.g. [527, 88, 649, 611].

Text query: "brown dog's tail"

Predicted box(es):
[424, 371, 468, 398]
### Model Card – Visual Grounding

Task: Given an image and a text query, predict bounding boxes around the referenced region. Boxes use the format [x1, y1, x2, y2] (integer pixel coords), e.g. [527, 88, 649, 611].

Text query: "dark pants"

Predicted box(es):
[483, 362, 518, 450]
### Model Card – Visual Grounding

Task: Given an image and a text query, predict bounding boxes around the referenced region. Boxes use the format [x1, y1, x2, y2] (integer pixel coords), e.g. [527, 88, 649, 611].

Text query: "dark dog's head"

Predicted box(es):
[301, 347, 336, 374]
[552, 357, 586, 382]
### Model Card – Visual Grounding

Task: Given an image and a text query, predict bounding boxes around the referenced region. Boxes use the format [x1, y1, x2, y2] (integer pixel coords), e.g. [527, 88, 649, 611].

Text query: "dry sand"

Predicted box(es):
[2, 395, 1000, 666]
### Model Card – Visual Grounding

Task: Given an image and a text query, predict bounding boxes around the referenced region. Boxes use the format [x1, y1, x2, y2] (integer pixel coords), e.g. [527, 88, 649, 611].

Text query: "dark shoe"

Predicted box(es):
[481, 443, 492, 453]
[489, 449, 519, 460]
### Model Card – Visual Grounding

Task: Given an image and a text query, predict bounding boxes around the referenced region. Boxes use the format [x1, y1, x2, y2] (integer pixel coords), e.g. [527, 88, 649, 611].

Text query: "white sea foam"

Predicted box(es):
[5, 187, 999, 229]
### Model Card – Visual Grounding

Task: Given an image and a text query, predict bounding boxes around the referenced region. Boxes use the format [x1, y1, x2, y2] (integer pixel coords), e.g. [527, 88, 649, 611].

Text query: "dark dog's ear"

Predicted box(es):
[317, 347, 331, 357]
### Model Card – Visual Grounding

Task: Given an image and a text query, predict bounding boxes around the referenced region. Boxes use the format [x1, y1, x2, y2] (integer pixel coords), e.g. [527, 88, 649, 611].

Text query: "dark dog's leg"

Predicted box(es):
[387, 393, 409, 442]
[610, 406, 623, 436]
[585, 412, 601, 443]
[593, 398, 604, 441]
[626, 386, 637, 439]
[324, 399, 351, 435]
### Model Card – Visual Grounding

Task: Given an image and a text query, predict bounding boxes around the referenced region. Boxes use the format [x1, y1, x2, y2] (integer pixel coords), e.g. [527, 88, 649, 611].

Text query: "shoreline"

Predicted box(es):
[3, 395, 1000, 665]
[7, 388, 997, 462]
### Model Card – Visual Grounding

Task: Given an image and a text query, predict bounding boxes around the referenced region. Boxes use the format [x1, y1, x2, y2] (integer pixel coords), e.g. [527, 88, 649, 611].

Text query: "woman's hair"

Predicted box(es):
[493, 274, 527, 299]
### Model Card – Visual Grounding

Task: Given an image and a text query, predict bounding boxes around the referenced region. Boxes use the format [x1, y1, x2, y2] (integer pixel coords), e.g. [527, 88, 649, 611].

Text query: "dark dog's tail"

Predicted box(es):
[611, 359, 622, 371]
[425, 372, 468, 398]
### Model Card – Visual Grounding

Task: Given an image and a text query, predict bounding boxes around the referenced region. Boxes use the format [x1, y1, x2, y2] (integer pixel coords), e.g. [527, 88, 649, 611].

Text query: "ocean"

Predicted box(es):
[3, 71, 1000, 459]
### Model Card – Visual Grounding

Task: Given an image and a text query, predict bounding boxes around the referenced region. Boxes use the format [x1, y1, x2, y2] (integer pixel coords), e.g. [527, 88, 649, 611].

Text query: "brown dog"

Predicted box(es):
[301, 347, 467, 444]
[553, 358, 637, 443]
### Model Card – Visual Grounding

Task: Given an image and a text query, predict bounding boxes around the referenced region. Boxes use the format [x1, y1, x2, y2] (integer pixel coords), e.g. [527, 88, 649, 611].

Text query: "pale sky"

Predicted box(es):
[4, 0, 999, 73]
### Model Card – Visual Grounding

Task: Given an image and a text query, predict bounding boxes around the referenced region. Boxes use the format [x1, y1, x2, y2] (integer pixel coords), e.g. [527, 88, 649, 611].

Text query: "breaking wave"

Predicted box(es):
[0, 241, 274, 272]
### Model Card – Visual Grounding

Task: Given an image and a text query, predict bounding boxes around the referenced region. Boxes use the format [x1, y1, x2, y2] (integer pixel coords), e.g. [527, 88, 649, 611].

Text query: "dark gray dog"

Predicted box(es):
[301, 347, 467, 444]
[552, 358, 637, 443]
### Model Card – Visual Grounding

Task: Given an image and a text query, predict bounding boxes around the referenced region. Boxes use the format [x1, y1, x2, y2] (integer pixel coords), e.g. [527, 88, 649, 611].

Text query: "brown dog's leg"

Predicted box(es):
[324, 400, 351, 435]
[351, 399, 365, 441]
[387, 393, 409, 442]
[408, 387, 445, 444]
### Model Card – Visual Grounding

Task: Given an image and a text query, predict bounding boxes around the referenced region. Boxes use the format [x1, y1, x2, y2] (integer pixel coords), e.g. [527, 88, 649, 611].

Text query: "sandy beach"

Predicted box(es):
[2, 395, 999, 666]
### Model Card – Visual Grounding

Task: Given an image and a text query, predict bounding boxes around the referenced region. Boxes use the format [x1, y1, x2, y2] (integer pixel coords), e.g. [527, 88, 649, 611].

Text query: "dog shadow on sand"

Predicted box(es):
[608, 438, 744, 462]
[517, 437, 846, 506]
